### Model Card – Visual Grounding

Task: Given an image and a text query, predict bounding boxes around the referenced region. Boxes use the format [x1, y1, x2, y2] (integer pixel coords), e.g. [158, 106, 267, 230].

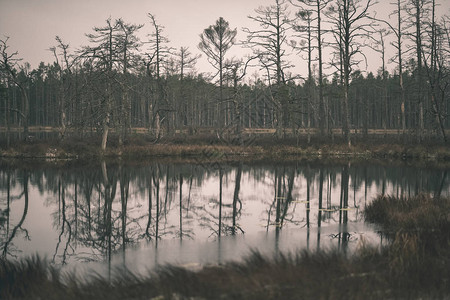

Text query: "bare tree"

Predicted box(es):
[395, 0, 408, 140]
[146, 14, 172, 80]
[223, 56, 257, 144]
[116, 19, 143, 146]
[421, 0, 448, 141]
[291, 0, 332, 136]
[373, 28, 390, 138]
[406, 0, 429, 141]
[327, 0, 376, 146]
[146, 13, 173, 138]
[175, 46, 200, 127]
[372, 0, 408, 141]
[50, 36, 75, 140]
[82, 18, 121, 151]
[0, 37, 30, 141]
[291, 9, 315, 142]
[243, 0, 293, 135]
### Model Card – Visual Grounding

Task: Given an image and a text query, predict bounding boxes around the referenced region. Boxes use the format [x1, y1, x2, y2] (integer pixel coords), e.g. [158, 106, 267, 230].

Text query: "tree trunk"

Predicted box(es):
[415, 0, 424, 142]
[317, 0, 326, 136]
[101, 111, 110, 151]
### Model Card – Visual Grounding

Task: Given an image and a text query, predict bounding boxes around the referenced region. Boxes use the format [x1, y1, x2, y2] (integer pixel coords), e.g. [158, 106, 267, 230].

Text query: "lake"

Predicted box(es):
[0, 159, 448, 275]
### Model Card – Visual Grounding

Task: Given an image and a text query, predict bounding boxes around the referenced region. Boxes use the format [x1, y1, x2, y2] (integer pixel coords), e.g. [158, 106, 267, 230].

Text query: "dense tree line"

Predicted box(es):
[0, 0, 449, 149]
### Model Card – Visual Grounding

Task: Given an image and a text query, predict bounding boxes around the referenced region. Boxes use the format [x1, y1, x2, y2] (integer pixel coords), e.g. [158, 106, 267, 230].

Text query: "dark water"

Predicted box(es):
[0, 159, 448, 274]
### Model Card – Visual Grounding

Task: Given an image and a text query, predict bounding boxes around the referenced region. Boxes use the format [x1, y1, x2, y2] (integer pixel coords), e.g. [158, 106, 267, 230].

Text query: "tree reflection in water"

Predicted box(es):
[1, 170, 29, 259]
[0, 160, 448, 271]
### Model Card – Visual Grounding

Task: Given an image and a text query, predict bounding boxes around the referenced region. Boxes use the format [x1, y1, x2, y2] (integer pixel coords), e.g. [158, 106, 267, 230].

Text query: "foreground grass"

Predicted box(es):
[1, 194, 450, 299]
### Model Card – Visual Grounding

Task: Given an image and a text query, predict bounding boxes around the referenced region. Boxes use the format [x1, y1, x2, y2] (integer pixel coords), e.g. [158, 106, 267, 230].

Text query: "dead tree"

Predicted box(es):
[146, 13, 173, 138]
[0, 37, 30, 141]
[50, 36, 75, 140]
[327, 0, 376, 146]
[243, 0, 294, 136]
[291, 0, 332, 137]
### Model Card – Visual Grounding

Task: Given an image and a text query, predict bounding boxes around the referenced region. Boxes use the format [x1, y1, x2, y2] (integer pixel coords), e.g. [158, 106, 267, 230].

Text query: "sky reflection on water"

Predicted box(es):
[0, 160, 448, 272]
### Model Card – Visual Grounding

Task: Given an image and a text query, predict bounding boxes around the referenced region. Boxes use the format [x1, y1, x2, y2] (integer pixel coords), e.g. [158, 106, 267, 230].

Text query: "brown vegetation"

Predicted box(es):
[1, 134, 449, 164]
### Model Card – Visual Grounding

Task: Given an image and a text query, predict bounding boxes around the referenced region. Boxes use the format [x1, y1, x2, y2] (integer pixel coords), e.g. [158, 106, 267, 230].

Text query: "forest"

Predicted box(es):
[0, 0, 449, 150]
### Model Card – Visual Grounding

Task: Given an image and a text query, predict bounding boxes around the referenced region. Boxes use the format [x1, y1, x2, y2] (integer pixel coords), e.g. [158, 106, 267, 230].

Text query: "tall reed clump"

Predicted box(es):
[0, 256, 162, 300]
[0, 255, 62, 298]
[364, 194, 450, 232]
[364, 194, 450, 294]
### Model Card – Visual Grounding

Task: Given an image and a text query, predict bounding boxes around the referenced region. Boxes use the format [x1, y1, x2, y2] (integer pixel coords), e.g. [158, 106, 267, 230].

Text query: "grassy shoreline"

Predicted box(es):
[1, 194, 450, 299]
[1, 135, 449, 164]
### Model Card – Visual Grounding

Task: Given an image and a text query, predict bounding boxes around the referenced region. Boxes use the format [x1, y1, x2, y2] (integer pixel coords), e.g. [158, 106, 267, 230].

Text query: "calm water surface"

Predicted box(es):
[0, 160, 448, 274]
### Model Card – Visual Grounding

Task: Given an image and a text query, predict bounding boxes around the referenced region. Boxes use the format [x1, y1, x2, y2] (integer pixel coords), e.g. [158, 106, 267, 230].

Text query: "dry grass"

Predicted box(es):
[1, 133, 449, 163]
[365, 194, 450, 290]
[364, 194, 450, 234]
[0, 251, 392, 300]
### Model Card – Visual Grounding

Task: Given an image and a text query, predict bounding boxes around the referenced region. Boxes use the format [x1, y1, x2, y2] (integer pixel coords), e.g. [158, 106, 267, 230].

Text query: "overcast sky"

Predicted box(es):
[1, 0, 449, 79]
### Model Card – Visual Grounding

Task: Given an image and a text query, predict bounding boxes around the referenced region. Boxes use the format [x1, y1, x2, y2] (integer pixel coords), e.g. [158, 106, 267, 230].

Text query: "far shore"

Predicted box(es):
[0, 133, 449, 167]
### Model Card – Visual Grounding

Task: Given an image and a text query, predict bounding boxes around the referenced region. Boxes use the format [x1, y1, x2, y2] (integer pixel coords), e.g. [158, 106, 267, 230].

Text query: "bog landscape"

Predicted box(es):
[0, 0, 449, 299]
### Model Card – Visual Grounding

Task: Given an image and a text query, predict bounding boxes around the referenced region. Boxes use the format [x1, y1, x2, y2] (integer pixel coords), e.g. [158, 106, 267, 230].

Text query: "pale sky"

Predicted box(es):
[1, 0, 449, 79]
